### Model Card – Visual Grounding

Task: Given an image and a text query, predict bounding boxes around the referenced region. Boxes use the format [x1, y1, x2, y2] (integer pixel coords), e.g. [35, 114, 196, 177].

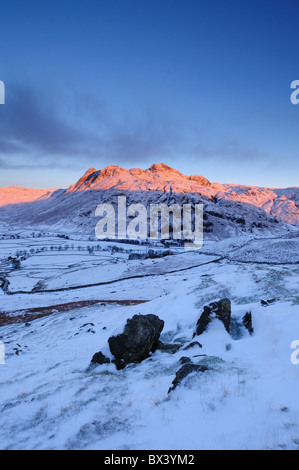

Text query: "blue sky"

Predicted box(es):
[0, 0, 298, 188]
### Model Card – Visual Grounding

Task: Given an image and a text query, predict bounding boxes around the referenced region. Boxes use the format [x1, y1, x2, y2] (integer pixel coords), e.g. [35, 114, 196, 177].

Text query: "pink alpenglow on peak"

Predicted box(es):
[0, 163, 298, 226]
[66, 163, 211, 194]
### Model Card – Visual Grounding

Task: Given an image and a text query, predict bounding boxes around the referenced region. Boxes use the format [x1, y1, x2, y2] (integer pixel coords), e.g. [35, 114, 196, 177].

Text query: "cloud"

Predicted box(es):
[0, 83, 186, 169]
[0, 157, 69, 170]
[96, 110, 183, 163]
[0, 83, 87, 158]
[191, 138, 266, 163]
[0, 82, 268, 174]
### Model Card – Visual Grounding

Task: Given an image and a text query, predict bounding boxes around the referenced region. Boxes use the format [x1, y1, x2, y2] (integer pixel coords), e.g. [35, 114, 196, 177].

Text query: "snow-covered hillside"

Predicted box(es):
[0, 230, 299, 449]
[0, 164, 298, 450]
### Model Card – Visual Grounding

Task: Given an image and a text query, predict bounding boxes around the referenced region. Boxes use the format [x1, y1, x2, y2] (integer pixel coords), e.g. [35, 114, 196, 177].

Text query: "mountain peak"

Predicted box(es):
[85, 167, 97, 176]
[66, 167, 97, 193]
[148, 163, 180, 173]
[66, 163, 211, 194]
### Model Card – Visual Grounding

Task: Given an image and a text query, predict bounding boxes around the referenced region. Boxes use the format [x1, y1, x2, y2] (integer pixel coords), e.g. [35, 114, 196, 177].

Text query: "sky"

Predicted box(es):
[0, 0, 299, 189]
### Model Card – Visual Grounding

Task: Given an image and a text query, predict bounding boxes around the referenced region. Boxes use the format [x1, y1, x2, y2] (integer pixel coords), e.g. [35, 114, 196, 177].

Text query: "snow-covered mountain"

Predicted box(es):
[66, 163, 211, 193]
[0, 163, 298, 238]
[66, 163, 299, 225]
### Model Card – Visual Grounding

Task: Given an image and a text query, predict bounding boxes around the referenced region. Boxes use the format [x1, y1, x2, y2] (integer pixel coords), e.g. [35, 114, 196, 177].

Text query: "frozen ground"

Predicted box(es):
[0, 226, 299, 450]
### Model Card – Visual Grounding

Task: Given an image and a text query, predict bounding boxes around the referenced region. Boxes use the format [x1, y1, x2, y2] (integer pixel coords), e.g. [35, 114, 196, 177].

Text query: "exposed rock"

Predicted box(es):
[108, 314, 164, 370]
[179, 356, 192, 364]
[91, 351, 111, 365]
[168, 362, 208, 393]
[194, 306, 212, 336]
[212, 298, 231, 332]
[195, 298, 232, 336]
[156, 340, 181, 354]
[182, 341, 203, 350]
[243, 312, 254, 335]
[80, 323, 95, 329]
[0, 276, 10, 292]
[261, 299, 276, 307]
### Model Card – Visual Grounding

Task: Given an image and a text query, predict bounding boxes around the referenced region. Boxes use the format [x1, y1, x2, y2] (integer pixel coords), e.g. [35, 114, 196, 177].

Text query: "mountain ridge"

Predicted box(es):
[64, 164, 299, 226]
[0, 163, 298, 231]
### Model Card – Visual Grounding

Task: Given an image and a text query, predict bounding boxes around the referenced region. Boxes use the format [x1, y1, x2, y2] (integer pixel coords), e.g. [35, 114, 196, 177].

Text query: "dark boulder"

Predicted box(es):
[108, 314, 164, 369]
[195, 298, 231, 336]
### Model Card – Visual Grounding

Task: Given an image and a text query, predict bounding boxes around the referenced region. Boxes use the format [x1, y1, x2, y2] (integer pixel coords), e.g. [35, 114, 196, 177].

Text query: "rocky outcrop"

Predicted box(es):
[195, 298, 232, 336]
[108, 314, 165, 370]
[66, 163, 211, 194]
[243, 312, 254, 335]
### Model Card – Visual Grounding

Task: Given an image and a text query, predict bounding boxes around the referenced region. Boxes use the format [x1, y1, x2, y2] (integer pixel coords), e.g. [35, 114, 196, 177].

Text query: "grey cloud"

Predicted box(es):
[96, 111, 183, 163]
[191, 139, 266, 162]
[0, 83, 186, 169]
[0, 82, 267, 173]
[0, 84, 86, 157]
